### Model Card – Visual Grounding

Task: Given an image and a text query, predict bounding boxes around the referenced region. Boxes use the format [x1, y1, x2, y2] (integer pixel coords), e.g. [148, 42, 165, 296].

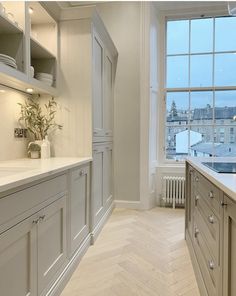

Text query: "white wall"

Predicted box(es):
[0, 88, 28, 161]
[96, 2, 142, 203]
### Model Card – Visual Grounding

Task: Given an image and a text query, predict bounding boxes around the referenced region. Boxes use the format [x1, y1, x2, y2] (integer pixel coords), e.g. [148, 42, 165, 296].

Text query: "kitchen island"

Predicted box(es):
[185, 157, 236, 296]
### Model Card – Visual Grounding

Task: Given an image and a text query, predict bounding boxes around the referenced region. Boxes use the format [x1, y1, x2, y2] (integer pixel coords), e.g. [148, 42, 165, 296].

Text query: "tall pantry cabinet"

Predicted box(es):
[59, 7, 118, 241]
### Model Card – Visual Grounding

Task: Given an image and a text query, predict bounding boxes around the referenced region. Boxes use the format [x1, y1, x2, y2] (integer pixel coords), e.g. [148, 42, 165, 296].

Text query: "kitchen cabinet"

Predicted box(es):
[0, 213, 37, 296]
[91, 143, 113, 238]
[185, 161, 236, 296]
[223, 195, 236, 296]
[0, 159, 92, 296]
[93, 29, 116, 139]
[37, 196, 67, 295]
[69, 164, 90, 255]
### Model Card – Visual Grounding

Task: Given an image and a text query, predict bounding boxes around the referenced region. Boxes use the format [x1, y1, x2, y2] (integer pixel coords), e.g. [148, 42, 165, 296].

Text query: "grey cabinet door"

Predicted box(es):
[223, 196, 236, 296]
[185, 165, 195, 240]
[0, 214, 37, 296]
[103, 144, 113, 211]
[92, 145, 104, 227]
[70, 165, 90, 254]
[104, 52, 113, 137]
[37, 196, 67, 295]
[93, 30, 104, 137]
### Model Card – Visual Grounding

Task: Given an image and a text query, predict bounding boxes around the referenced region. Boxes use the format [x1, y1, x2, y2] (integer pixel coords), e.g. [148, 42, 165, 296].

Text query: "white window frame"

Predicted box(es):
[159, 11, 236, 165]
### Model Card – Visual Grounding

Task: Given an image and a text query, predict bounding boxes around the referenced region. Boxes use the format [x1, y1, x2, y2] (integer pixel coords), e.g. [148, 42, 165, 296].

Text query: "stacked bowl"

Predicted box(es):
[35, 73, 53, 86]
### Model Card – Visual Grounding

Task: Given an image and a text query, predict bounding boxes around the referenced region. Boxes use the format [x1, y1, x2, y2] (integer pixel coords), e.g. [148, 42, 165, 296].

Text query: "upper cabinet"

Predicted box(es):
[0, 1, 58, 95]
[92, 27, 116, 140]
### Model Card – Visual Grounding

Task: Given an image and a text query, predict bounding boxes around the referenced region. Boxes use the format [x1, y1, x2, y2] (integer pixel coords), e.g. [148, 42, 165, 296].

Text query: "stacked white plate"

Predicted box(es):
[0, 54, 17, 69]
[35, 73, 53, 86]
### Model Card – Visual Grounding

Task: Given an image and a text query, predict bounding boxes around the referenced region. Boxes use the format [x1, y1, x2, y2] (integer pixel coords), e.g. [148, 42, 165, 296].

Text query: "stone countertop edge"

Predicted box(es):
[0, 157, 92, 193]
[186, 157, 236, 202]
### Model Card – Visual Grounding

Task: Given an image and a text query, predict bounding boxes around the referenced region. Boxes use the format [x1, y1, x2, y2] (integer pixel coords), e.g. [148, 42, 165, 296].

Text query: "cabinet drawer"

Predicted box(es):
[194, 205, 220, 263]
[0, 174, 67, 230]
[195, 171, 220, 215]
[193, 222, 220, 296]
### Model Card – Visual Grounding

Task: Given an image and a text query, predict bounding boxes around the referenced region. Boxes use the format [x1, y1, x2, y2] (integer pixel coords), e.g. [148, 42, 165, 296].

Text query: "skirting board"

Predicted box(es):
[91, 201, 115, 244]
[114, 200, 142, 210]
[186, 232, 208, 296]
[46, 233, 91, 296]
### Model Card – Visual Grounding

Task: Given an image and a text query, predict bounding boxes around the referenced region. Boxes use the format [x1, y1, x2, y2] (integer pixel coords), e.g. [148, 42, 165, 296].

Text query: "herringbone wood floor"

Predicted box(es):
[61, 207, 200, 296]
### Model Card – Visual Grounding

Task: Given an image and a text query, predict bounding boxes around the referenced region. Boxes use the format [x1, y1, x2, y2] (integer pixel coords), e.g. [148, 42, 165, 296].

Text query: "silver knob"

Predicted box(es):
[195, 176, 199, 182]
[208, 260, 214, 270]
[208, 215, 214, 224]
[194, 228, 199, 237]
[195, 195, 200, 201]
[79, 170, 85, 176]
[39, 215, 45, 222]
[208, 191, 214, 198]
[32, 218, 39, 224]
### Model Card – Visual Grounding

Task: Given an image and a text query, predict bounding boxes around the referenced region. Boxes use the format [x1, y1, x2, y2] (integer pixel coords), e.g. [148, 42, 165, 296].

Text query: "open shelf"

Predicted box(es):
[0, 13, 23, 34]
[31, 36, 56, 59]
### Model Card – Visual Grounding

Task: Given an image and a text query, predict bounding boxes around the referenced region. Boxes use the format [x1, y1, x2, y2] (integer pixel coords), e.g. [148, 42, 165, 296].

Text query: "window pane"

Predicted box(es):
[213, 126, 236, 156]
[166, 127, 188, 160]
[215, 17, 236, 52]
[190, 92, 213, 124]
[166, 56, 189, 88]
[190, 126, 214, 157]
[167, 20, 189, 55]
[215, 53, 236, 86]
[215, 91, 236, 125]
[190, 55, 213, 87]
[191, 18, 213, 53]
[166, 92, 189, 125]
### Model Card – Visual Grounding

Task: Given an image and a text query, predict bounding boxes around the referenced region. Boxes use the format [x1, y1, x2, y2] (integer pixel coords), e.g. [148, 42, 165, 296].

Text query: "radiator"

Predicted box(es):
[162, 176, 185, 208]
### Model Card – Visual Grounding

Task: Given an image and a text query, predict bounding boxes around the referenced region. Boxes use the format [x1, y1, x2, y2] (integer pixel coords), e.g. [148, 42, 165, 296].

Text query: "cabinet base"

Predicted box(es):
[45, 234, 91, 296]
[186, 232, 208, 296]
[91, 201, 115, 244]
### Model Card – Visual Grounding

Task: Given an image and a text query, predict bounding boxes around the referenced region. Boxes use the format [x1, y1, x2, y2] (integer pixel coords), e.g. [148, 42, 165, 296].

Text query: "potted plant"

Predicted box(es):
[28, 142, 41, 159]
[18, 96, 62, 158]
[18, 96, 63, 141]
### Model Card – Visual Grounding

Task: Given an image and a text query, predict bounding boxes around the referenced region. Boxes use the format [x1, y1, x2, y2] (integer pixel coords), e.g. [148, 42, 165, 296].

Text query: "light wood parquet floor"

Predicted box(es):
[60, 207, 200, 296]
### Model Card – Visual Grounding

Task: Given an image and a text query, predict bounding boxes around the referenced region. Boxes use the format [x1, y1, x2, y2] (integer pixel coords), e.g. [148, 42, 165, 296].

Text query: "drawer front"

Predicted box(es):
[194, 205, 220, 263]
[0, 174, 67, 229]
[193, 222, 220, 296]
[195, 171, 220, 215]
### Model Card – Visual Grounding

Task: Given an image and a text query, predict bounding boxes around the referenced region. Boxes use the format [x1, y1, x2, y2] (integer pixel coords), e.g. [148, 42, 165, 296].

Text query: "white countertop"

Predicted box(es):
[186, 157, 236, 202]
[0, 157, 92, 193]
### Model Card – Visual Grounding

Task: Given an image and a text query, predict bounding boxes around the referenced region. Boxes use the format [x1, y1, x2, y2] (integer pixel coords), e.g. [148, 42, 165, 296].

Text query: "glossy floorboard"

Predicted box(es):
[60, 207, 200, 296]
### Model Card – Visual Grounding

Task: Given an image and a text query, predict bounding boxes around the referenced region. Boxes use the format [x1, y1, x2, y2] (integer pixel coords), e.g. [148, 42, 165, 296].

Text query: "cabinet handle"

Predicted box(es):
[195, 195, 200, 202]
[208, 215, 214, 224]
[195, 176, 199, 182]
[39, 215, 45, 222]
[208, 191, 214, 199]
[32, 218, 40, 225]
[208, 260, 215, 270]
[194, 227, 199, 237]
[79, 170, 85, 176]
[105, 132, 109, 135]
[221, 201, 227, 207]
[94, 131, 98, 134]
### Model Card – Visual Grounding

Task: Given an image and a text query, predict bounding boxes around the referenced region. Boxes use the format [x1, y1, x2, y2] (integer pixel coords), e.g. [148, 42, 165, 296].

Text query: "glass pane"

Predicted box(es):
[166, 127, 188, 160]
[215, 91, 236, 125]
[167, 20, 189, 55]
[190, 92, 213, 124]
[215, 16, 236, 52]
[190, 54, 213, 87]
[166, 56, 189, 88]
[215, 53, 236, 86]
[166, 92, 189, 125]
[190, 18, 213, 53]
[190, 126, 214, 157]
[213, 126, 236, 156]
